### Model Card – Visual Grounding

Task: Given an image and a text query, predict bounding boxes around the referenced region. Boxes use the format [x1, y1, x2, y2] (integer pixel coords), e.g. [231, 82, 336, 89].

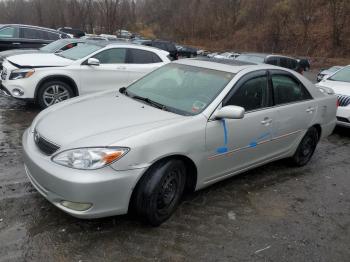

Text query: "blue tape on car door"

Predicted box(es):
[216, 119, 229, 153]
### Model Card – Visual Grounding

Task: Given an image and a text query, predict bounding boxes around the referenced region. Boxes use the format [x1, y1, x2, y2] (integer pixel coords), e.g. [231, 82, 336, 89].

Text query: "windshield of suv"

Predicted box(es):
[57, 43, 102, 60]
[328, 66, 350, 83]
[40, 40, 67, 52]
[126, 63, 235, 115]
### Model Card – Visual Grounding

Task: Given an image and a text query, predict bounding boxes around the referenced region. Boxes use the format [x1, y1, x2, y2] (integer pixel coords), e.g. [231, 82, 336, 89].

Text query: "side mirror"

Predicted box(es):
[86, 58, 100, 66]
[214, 105, 245, 120]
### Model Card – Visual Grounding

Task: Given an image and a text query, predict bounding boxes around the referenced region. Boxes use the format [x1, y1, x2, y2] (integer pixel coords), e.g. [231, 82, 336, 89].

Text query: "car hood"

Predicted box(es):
[0, 49, 42, 60]
[35, 92, 185, 147]
[6, 53, 72, 68]
[317, 80, 350, 96]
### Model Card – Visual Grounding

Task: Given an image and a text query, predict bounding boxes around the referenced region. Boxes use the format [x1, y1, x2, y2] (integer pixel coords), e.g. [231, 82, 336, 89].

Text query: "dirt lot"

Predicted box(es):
[0, 72, 349, 262]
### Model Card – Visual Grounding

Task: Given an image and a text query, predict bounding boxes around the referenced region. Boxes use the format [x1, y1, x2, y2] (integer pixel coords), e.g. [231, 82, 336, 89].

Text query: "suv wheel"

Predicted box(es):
[37, 81, 74, 109]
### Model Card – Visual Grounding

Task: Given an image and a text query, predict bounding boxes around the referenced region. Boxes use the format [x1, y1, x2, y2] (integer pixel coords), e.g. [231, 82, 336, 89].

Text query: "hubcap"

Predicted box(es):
[43, 85, 70, 106]
[157, 170, 179, 210]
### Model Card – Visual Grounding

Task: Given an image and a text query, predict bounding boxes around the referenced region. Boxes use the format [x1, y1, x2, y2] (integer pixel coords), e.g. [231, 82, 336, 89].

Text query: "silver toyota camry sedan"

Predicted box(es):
[23, 58, 337, 226]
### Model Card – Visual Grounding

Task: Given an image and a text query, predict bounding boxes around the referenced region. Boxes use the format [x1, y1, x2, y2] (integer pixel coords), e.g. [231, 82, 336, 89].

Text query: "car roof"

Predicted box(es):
[174, 57, 259, 73]
[0, 24, 64, 34]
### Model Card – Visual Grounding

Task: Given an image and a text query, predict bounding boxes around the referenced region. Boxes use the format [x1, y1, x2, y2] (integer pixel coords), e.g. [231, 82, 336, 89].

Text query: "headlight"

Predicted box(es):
[9, 68, 35, 80]
[52, 147, 129, 170]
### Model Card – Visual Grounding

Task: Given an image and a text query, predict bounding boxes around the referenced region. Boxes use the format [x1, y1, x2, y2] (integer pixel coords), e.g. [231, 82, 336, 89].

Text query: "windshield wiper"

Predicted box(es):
[132, 95, 169, 111]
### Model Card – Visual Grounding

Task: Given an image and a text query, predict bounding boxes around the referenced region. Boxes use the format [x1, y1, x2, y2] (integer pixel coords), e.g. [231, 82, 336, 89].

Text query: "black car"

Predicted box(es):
[142, 40, 178, 60]
[0, 24, 69, 52]
[176, 45, 198, 58]
[236, 53, 301, 72]
[0, 38, 86, 70]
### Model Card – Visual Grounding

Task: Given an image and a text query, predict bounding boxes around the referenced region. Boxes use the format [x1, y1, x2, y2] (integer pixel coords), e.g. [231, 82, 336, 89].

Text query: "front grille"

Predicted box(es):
[337, 117, 350, 123]
[1, 67, 7, 80]
[34, 130, 60, 155]
[337, 94, 350, 107]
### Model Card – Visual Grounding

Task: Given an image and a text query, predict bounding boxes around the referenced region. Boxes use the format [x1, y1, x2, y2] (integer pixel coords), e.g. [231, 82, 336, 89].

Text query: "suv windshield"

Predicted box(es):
[126, 63, 235, 115]
[57, 43, 102, 60]
[329, 66, 350, 83]
[40, 39, 67, 52]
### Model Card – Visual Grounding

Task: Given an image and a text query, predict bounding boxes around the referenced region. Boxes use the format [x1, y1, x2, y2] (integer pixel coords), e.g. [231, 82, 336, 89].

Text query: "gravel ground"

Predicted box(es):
[0, 72, 349, 262]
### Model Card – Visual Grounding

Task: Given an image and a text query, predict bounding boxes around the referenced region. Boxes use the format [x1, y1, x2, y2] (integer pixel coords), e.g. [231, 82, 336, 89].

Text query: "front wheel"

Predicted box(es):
[132, 159, 186, 226]
[37, 81, 74, 109]
[290, 127, 319, 166]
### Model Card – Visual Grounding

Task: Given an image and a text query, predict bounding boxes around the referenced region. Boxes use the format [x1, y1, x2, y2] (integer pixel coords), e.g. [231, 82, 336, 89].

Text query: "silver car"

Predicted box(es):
[23, 59, 337, 226]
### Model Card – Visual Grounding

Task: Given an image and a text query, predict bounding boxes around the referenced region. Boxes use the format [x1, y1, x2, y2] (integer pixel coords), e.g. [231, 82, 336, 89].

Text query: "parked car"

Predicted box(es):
[316, 66, 343, 82]
[116, 29, 132, 39]
[0, 24, 70, 52]
[176, 45, 198, 58]
[22, 58, 337, 226]
[100, 34, 118, 40]
[214, 52, 240, 60]
[0, 38, 86, 70]
[297, 58, 311, 71]
[207, 52, 219, 58]
[0, 42, 170, 108]
[236, 53, 300, 72]
[197, 49, 210, 56]
[57, 27, 85, 38]
[316, 65, 350, 127]
[142, 40, 178, 60]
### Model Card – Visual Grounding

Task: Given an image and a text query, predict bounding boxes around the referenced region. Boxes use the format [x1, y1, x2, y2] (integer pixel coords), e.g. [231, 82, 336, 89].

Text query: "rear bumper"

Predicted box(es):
[336, 106, 350, 128]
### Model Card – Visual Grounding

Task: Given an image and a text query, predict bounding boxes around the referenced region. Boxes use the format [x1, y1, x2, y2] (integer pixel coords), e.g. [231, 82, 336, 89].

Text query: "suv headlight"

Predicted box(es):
[10, 68, 35, 80]
[52, 147, 129, 170]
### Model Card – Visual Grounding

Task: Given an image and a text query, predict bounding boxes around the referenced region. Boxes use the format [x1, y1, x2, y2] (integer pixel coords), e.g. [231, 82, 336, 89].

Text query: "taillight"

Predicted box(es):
[336, 99, 339, 108]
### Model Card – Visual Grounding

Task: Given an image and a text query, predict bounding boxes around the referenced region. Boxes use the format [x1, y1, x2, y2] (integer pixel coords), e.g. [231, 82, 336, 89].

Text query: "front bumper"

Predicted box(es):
[0, 81, 12, 97]
[22, 128, 145, 219]
[336, 106, 350, 128]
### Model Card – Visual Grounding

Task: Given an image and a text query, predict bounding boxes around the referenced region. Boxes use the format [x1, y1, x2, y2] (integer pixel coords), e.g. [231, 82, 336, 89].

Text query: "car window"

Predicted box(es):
[20, 28, 44, 39]
[266, 57, 279, 66]
[93, 48, 127, 64]
[225, 76, 268, 111]
[60, 42, 79, 51]
[58, 43, 102, 60]
[272, 74, 312, 105]
[127, 49, 162, 64]
[46, 31, 60, 40]
[0, 27, 16, 38]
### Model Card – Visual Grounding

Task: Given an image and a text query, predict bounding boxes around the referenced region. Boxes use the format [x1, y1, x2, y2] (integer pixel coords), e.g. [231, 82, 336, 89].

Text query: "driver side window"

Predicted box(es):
[93, 48, 126, 64]
[225, 76, 268, 112]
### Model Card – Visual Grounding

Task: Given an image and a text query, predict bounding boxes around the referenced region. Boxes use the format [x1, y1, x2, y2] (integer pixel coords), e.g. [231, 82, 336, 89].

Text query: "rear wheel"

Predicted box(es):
[37, 81, 74, 109]
[132, 159, 186, 226]
[290, 127, 319, 166]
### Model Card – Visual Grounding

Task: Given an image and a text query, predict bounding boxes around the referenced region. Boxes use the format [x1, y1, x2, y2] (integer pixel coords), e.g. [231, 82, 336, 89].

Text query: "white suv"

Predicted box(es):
[0, 42, 170, 108]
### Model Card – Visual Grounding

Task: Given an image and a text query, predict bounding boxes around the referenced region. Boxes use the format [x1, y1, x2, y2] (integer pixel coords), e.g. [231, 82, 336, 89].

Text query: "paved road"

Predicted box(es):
[0, 72, 349, 262]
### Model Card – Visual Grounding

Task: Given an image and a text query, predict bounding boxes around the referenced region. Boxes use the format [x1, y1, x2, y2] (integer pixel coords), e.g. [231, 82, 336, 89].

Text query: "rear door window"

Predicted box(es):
[272, 74, 312, 105]
[20, 28, 43, 39]
[127, 49, 162, 64]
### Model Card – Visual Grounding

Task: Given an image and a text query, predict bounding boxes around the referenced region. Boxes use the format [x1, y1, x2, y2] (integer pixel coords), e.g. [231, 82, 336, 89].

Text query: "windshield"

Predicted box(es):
[57, 43, 102, 60]
[40, 40, 67, 52]
[126, 63, 235, 115]
[236, 55, 264, 63]
[329, 66, 350, 83]
[328, 66, 342, 73]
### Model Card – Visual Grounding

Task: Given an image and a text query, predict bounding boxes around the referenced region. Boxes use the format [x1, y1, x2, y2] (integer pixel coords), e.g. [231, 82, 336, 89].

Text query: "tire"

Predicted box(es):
[132, 159, 186, 226]
[37, 81, 74, 109]
[290, 127, 319, 167]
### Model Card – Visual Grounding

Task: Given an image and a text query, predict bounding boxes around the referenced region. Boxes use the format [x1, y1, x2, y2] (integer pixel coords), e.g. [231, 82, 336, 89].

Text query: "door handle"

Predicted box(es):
[306, 107, 315, 113]
[117, 66, 127, 70]
[12, 42, 21, 45]
[261, 117, 272, 126]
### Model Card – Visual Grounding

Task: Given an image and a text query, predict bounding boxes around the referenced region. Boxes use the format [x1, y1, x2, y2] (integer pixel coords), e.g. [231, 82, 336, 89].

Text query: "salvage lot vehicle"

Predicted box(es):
[316, 65, 343, 82]
[0, 24, 70, 52]
[317, 65, 350, 127]
[22, 58, 337, 226]
[236, 53, 300, 72]
[0, 42, 170, 108]
[142, 40, 179, 60]
[0, 38, 87, 69]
